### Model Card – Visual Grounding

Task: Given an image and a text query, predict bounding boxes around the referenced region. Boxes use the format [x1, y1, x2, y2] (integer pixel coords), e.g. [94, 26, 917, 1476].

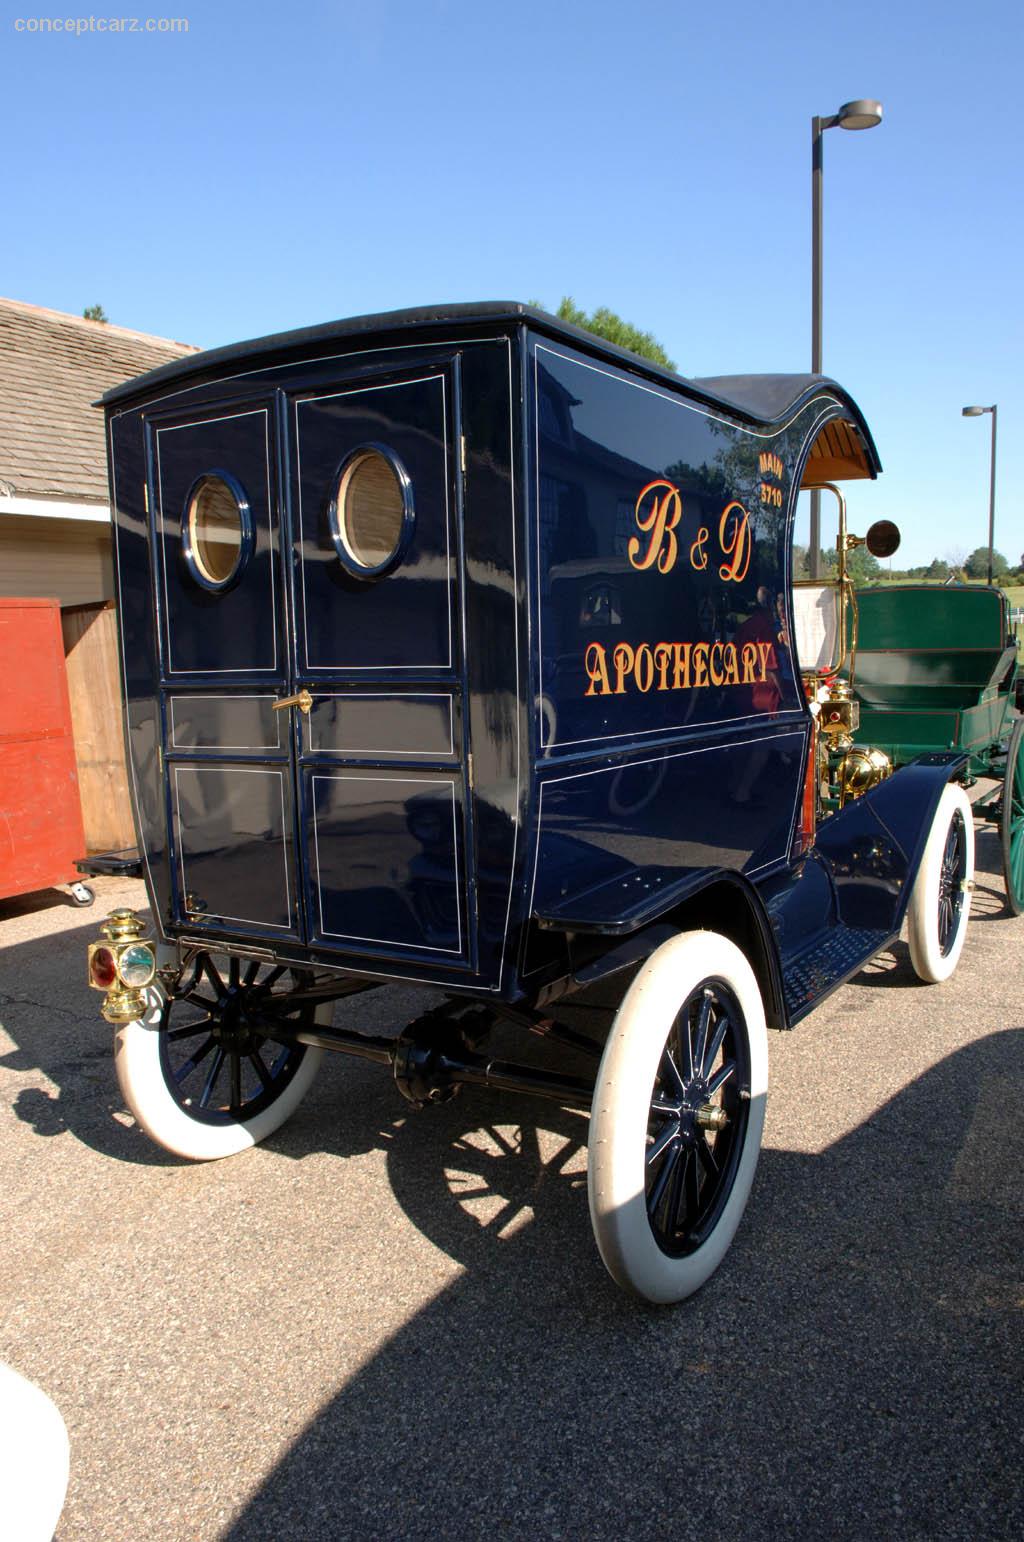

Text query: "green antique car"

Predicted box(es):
[846, 581, 1024, 912]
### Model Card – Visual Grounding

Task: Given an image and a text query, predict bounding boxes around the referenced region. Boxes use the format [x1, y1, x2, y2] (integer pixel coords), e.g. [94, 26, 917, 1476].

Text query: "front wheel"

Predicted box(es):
[114, 954, 326, 1161]
[588, 931, 768, 1304]
[906, 784, 974, 983]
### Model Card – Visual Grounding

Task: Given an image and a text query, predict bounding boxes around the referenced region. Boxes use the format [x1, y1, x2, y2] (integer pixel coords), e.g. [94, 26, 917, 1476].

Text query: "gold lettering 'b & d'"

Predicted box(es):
[627, 481, 682, 574]
[584, 639, 769, 696]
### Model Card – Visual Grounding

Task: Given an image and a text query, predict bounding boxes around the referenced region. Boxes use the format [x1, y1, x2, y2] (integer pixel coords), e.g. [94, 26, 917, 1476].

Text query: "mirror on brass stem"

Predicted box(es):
[866, 520, 901, 559]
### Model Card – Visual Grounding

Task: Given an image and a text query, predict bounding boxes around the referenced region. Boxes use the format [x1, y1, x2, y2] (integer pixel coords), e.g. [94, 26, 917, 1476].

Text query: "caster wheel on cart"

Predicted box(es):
[1001, 716, 1024, 915]
[907, 783, 974, 983]
[114, 953, 326, 1160]
[69, 882, 95, 907]
[588, 931, 768, 1305]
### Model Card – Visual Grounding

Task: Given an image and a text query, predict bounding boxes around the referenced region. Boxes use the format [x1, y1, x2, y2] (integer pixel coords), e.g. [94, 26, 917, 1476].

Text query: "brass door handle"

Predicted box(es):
[273, 689, 314, 715]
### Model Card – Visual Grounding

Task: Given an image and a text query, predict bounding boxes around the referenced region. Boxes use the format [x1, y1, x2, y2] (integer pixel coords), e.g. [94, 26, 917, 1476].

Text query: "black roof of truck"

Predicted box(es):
[97, 301, 880, 470]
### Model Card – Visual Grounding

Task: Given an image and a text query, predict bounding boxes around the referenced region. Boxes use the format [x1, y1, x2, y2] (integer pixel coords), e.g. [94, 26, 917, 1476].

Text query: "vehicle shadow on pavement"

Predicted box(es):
[3, 887, 1022, 1537]
[226, 1027, 1024, 1542]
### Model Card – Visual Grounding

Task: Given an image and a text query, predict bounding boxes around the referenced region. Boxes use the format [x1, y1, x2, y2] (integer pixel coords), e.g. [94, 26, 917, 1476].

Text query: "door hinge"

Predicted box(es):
[460, 434, 467, 475]
[143, 481, 149, 514]
[467, 751, 475, 790]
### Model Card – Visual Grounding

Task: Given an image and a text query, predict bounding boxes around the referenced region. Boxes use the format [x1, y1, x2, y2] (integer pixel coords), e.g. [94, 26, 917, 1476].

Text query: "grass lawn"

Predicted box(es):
[874, 576, 1024, 608]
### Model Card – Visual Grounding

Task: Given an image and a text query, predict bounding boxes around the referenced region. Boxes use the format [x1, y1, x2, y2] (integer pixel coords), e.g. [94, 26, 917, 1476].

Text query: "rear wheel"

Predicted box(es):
[907, 784, 974, 983]
[588, 931, 767, 1304]
[1001, 716, 1024, 915]
[114, 953, 326, 1160]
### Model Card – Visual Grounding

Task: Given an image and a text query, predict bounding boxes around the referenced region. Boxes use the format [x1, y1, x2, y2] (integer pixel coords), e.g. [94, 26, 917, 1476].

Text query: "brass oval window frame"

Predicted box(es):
[327, 443, 415, 581]
[181, 470, 254, 593]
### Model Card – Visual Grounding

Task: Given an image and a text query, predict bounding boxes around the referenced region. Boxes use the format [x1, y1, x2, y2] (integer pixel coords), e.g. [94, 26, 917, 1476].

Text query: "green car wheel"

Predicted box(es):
[1001, 716, 1024, 915]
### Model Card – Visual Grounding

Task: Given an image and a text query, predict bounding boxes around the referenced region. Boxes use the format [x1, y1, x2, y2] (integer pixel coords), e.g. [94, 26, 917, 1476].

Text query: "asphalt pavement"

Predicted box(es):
[1, 818, 1021, 1541]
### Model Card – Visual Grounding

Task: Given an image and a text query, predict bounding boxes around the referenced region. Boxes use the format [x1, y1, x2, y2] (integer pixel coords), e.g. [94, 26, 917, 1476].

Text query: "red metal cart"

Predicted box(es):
[0, 597, 93, 906]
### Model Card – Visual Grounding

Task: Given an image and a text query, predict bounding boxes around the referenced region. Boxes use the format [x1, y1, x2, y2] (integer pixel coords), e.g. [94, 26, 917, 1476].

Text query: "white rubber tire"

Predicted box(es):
[0, 1361, 70, 1542]
[588, 931, 768, 1304]
[906, 783, 974, 984]
[114, 983, 326, 1161]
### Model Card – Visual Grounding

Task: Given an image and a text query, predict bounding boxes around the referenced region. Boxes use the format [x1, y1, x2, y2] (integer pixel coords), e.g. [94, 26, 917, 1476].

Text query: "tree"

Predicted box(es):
[964, 546, 1008, 579]
[532, 296, 676, 370]
[793, 546, 837, 579]
[83, 304, 108, 323]
[926, 558, 950, 580]
[846, 545, 882, 584]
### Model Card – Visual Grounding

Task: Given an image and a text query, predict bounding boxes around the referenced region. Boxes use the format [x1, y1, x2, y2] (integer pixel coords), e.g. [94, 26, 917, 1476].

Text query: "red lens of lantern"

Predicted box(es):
[90, 946, 117, 989]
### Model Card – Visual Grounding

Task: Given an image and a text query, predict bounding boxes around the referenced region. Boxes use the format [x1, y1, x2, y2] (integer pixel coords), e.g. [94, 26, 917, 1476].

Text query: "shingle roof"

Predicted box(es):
[0, 296, 197, 501]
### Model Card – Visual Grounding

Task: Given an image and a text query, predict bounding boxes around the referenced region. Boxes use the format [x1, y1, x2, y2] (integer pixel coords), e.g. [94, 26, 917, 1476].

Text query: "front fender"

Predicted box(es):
[813, 752, 968, 935]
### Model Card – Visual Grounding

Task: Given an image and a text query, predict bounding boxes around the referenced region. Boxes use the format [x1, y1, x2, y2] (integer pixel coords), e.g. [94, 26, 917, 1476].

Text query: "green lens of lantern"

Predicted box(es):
[118, 943, 156, 989]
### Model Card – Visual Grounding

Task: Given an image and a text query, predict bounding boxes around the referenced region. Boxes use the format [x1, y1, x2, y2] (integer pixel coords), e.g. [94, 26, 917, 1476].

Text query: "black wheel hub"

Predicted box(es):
[646, 980, 751, 1257]
[938, 810, 966, 955]
[660, 1077, 710, 1139]
[209, 983, 266, 1051]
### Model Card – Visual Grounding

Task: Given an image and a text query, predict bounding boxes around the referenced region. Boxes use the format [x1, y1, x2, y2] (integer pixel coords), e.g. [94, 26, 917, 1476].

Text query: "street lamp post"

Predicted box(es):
[810, 98, 883, 578]
[962, 404, 999, 584]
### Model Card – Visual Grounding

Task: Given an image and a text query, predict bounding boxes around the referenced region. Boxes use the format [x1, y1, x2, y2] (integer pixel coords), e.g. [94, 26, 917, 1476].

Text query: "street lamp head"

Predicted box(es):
[808, 93, 883, 579]
[836, 99, 883, 130]
[960, 405, 998, 586]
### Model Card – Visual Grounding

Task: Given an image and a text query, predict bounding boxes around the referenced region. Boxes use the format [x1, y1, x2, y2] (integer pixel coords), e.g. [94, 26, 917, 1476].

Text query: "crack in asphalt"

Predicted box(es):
[0, 991, 88, 1022]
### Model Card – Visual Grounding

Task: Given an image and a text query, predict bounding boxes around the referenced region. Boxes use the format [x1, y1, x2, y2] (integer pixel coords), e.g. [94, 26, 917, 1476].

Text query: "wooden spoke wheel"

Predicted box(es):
[1001, 716, 1024, 915]
[114, 953, 326, 1161]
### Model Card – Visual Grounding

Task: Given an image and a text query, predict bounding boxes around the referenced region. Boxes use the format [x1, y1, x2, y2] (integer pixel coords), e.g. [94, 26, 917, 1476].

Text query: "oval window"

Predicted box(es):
[330, 445, 412, 578]
[183, 473, 251, 590]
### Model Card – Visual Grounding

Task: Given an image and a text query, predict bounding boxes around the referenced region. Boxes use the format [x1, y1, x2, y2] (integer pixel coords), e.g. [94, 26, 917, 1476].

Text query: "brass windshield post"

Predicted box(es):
[803, 481, 860, 753]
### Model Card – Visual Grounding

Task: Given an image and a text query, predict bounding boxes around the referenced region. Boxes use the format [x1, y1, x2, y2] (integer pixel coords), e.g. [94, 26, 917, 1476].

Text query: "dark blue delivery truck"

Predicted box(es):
[85, 303, 973, 1301]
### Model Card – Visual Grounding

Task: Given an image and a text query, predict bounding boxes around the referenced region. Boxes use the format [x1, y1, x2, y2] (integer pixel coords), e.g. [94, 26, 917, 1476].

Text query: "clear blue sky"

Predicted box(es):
[4, 0, 1020, 566]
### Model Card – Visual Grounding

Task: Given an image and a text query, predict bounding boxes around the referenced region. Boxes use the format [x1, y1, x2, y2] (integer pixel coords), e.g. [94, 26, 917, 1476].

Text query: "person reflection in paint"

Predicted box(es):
[733, 586, 782, 806]
[774, 592, 794, 694]
[735, 586, 782, 716]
